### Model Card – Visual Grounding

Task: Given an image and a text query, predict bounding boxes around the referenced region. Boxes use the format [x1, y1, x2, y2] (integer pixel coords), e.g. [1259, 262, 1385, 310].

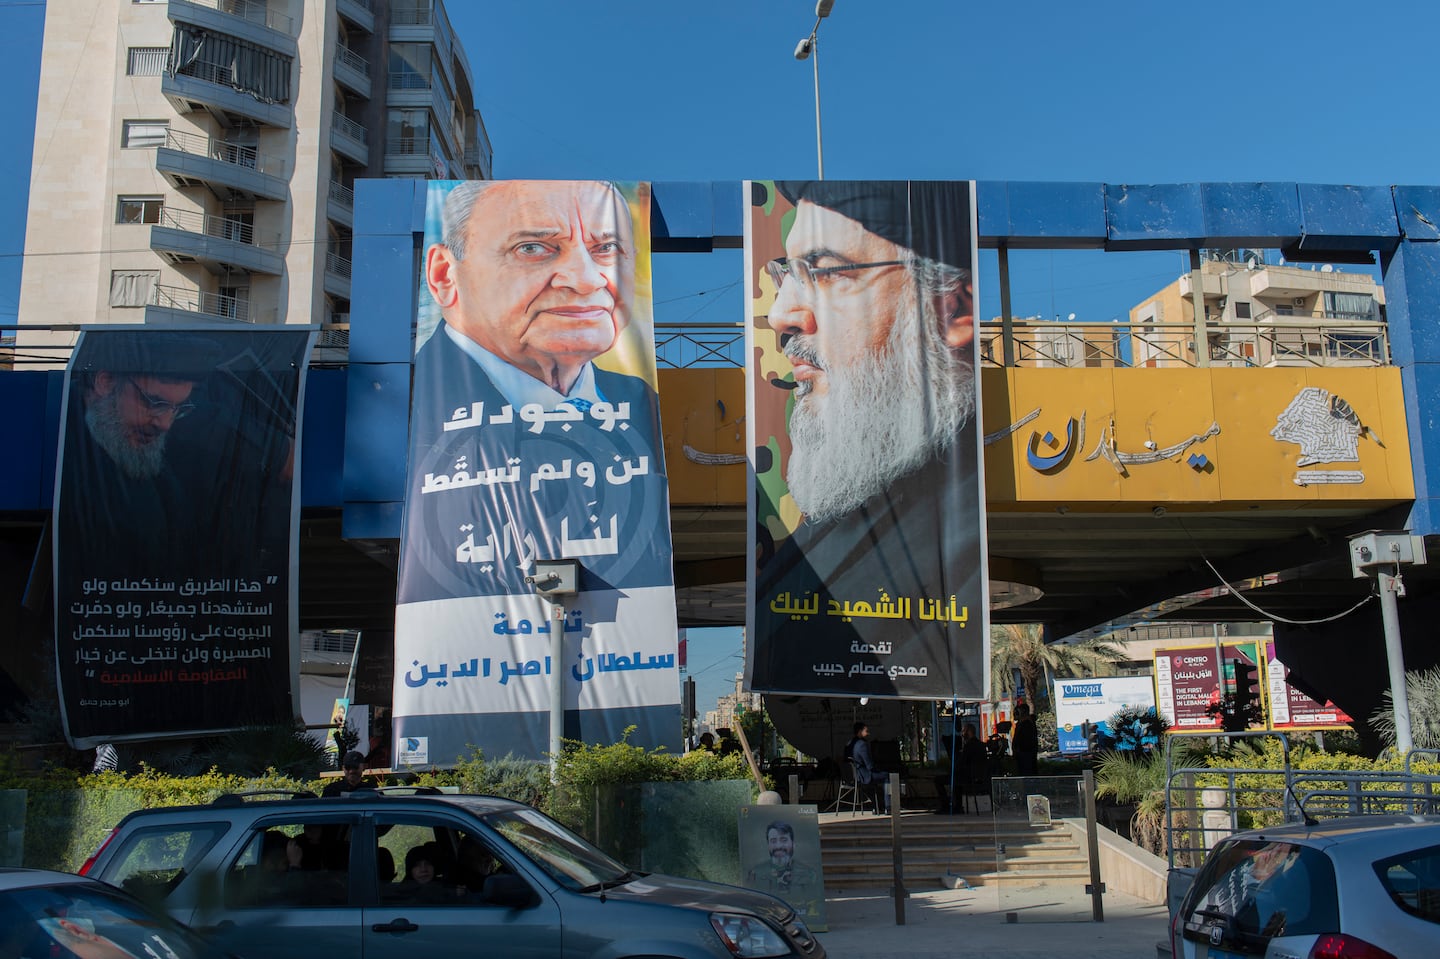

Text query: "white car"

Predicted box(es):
[1170, 814, 1440, 959]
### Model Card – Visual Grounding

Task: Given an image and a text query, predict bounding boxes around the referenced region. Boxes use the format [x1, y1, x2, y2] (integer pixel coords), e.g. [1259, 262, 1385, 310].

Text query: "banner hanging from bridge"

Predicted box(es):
[393, 180, 679, 764]
[55, 327, 313, 747]
[746, 180, 989, 699]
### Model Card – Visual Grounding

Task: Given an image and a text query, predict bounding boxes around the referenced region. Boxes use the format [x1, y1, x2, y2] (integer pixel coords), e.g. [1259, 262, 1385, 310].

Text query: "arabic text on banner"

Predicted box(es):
[393, 180, 680, 763]
[746, 180, 989, 699]
[55, 328, 312, 746]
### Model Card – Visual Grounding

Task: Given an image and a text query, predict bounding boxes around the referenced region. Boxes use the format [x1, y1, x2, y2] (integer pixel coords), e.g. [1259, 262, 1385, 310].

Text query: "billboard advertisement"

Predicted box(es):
[1152, 640, 1267, 732]
[1265, 641, 1352, 730]
[55, 327, 312, 746]
[393, 180, 680, 763]
[746, 180, 988, 699]
[1052, 676, 1157, 753]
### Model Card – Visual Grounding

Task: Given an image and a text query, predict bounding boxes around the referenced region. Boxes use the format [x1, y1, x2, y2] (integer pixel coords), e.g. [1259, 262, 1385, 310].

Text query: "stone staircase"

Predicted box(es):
[818, 811, 1092, 891]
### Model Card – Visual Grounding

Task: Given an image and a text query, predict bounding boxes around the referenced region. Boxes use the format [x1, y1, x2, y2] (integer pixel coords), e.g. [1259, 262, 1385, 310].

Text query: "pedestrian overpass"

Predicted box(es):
[5, 179, 1440, 729]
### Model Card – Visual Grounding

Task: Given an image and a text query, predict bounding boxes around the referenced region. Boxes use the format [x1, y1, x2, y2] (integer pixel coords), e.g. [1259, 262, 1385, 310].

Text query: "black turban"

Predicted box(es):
[774, 180, 972, 274]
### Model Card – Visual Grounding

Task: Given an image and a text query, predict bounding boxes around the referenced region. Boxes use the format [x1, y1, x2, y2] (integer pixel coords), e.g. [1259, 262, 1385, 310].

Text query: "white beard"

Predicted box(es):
[785, 295, 974, 524]
[85, 389, 169, 480]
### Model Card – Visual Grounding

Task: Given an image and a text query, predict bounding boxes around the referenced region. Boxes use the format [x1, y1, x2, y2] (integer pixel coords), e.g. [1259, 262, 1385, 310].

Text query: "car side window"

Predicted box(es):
[1375, 843, 1440, 924]
[375, 816, 510, 907]
[103, 822, 228, 907]
[224, 818, 353, 909]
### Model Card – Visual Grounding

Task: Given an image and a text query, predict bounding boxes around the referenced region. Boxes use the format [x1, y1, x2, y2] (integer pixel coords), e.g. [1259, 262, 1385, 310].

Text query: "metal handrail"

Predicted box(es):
[190, 0, 295, 36]
[391, 2, 433, 26]
[331, 113, 368, 144]
[335, 43, 371, 78]
[385, 136, 428, 156]
[387, 72, 431, 90]
[150, 283, 251, 322]
[977, 319, 1391, 370]
[161, 128, 284, 177]
[1162, 732, 1440, 870]
[328, 180, 354, 208]
[155, 207, 261, 248]
[326, 251, 353, 279]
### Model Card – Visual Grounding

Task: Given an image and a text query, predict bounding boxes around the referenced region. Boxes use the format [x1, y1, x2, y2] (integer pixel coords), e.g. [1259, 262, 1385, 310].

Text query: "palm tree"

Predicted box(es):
[990, 623, 1125, 715]
[1370, 665, 1440, 751]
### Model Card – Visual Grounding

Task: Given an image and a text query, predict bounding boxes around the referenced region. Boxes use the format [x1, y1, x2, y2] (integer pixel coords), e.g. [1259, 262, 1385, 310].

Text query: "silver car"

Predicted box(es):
[83, 789, 824, 959]
[0, 866, 232, 959]
[1170, 814, 1440, 959]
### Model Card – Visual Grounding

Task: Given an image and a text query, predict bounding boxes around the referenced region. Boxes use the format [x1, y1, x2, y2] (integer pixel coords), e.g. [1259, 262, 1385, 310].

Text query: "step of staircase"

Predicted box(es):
[818, 812, 1091, 890]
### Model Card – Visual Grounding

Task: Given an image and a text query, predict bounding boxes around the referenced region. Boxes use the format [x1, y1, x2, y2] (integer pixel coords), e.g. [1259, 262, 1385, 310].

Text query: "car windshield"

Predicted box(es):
[1181, 839, 1339, 952]
[486, 807, 632, 890]
[0, 881, 216, 959]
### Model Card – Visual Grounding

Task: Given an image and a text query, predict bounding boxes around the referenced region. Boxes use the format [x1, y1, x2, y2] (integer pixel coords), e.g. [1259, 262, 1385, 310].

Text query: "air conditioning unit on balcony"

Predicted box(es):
[1293, 297, 1306, 305]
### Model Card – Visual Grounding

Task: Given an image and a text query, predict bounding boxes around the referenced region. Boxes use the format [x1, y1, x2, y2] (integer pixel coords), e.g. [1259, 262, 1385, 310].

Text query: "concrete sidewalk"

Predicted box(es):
[813, 884, 1169, 959]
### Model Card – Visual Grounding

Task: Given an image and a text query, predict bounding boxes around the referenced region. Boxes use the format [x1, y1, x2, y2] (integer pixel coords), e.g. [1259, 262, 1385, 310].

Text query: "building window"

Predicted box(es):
[109, 271, 159, 308]
[1234, 301, 1252, 319]
[116, 196, 163, 224]
[122, 119, 169, 148]
[126, 47, 168, 76]
[1325, 291, 1377, 321]
[386, 109, 429, 155]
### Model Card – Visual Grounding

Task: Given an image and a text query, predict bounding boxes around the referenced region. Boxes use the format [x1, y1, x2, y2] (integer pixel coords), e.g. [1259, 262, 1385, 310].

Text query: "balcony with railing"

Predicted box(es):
[168, 0, 298, 48]
[326, 179, 354, 229]
[330, 113, 369, 165]
[155, 129, 287, 201]
[336, 0, 374, 33]
[383, 134, 437, 176]
[144, 283, 274, 325]
[149, 207, 283, 276]
[324, 248, 353, 298]
[385, 69, 433, 111]
[333, 42, 371, 99]
[391, 1, 433, 27]
[162, 58, 293, 129]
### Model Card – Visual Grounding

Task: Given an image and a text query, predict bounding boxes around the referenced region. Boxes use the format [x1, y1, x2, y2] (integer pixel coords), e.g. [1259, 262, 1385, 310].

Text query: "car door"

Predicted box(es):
[192, 811, 365, 959]
[360, 810, 563, 959]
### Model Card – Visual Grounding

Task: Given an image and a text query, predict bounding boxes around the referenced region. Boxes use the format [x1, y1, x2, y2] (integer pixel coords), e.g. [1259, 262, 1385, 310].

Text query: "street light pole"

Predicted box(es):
[1348, 531, 1427, 754]
[526, 559, 579, 779]
[793, 1, 836, 180]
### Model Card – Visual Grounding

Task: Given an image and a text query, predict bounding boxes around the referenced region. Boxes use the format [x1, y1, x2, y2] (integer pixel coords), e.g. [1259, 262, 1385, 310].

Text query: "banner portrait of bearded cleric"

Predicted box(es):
[746, 180, 989, 700]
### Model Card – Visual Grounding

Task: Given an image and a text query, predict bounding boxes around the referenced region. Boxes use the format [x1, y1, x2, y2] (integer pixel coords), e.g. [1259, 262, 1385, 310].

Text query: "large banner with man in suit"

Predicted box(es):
[393, 180, 680, 764]
[747, 180, 989, 700]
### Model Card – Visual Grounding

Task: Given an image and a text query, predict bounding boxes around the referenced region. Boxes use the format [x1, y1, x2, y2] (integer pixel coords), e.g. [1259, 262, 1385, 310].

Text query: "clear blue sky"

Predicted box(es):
[4, 0, 1438, 712]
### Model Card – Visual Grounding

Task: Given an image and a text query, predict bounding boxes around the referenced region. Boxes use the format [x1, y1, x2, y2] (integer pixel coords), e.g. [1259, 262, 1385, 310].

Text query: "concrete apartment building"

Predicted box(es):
[1129, 254, 1385, 368]
[977, 254, 1385, 371]
[15, 0, 490, 351]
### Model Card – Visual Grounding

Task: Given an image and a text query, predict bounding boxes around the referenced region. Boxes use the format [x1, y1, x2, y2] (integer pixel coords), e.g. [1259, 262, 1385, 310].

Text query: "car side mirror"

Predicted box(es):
[483, 872, 538, 909]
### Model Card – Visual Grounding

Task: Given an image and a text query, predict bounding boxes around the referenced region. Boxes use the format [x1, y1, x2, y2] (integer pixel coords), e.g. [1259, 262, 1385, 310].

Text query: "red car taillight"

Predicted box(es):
[1308, 933, 1398, 959]
[78, 827, 120, 876]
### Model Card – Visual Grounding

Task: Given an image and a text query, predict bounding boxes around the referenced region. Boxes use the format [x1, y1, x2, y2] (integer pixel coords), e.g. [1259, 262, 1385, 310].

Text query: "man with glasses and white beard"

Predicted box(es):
[60, 338, 209, 577]
[753, 180, 984, 698]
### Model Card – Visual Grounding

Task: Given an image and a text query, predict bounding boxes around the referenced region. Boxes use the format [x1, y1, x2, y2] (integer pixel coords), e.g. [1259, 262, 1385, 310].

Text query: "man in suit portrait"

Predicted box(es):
[400, 180, 670, 604]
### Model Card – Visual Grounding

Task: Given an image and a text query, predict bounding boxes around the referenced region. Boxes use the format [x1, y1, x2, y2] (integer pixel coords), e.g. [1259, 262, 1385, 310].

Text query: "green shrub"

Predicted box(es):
[4, 732, 757, 874]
